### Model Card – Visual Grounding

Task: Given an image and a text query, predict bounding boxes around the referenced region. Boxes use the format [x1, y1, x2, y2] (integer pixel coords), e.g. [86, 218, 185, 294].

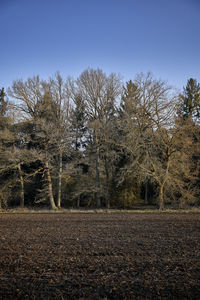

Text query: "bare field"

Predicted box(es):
[0, 213, 199, 299]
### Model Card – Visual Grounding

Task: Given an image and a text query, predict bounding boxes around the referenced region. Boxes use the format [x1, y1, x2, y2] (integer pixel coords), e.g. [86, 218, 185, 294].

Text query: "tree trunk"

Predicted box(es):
[57, 150, 62, 209]
[105, 188, 110, 209]
[45, 155, 57, 210]
[77, 196, 80, 208]
[159, 154, 170, 210]
[159, 183, 165, 210]
[145, 180, 148, 204]
[96, 149, 101, 208]
[17, 163, 24, 208]
[105, 160, 110, 209]
[95, 135, 101, 208]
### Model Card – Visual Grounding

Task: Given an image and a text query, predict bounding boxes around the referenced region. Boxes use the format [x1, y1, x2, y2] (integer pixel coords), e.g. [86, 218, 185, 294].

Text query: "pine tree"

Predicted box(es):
[0, 88, 7, 116]
[179, 78, 200, 122]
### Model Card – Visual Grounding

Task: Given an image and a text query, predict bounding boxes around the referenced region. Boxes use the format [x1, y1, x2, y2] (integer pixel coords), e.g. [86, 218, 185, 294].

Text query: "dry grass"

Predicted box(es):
[1, 206, 200, 214]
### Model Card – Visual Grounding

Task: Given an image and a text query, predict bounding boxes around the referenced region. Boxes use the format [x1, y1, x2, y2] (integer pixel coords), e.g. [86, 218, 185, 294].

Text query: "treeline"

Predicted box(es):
[0, 69, 199, 210]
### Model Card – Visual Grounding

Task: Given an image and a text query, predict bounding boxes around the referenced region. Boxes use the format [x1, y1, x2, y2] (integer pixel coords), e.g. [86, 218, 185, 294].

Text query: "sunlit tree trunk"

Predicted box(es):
[45, 151, 57, 210]
[159, 156, 170, 210]
[57, 149, 62, 209]
[159, 183, 164, 210]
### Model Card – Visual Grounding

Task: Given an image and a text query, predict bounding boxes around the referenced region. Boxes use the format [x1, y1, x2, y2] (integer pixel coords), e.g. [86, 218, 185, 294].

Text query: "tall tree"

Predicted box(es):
[178, 78, 200, 206]
[179, 78, 200, 122]
[119, 73, 180, 210]
[9, 77, 59, 209]
[0, 88, 7, 116]
[0, 88, 28, 208]
[76, 68, 121, 208]
[48, 72, 72, 208]
[0, 87, 11, 208]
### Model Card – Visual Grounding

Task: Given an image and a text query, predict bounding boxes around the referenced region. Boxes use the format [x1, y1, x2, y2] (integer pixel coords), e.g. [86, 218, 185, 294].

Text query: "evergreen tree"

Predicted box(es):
[0, 88, 7, 116]
[179, 78, 200, 122]
[178, 78, 200, 206]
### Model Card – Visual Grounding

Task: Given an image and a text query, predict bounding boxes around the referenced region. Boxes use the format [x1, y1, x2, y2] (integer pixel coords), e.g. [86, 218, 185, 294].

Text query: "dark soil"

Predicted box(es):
[0, 213, 199, 299]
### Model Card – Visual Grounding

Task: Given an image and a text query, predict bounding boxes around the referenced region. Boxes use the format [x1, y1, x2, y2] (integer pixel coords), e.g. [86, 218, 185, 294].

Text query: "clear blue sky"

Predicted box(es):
[0, 0, 199, 91]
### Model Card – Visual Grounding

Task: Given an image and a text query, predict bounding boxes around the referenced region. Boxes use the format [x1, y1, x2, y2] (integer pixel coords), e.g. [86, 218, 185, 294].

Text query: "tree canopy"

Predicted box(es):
[0, 71, 199, 210]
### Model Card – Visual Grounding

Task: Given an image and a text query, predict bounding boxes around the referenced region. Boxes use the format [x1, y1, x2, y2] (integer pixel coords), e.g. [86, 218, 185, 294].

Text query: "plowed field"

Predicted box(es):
[0, 213, 199, 299]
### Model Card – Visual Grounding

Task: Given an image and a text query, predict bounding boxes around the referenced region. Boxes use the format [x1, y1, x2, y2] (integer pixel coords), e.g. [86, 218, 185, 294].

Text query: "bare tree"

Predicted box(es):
[9, 77, 58, 209]
[9, 73, 74, 209]
[0, 89, 28, 208]
[120, 73, 182, 209]
[48, 72, 72, 208]
[76, 68, 122, 208]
